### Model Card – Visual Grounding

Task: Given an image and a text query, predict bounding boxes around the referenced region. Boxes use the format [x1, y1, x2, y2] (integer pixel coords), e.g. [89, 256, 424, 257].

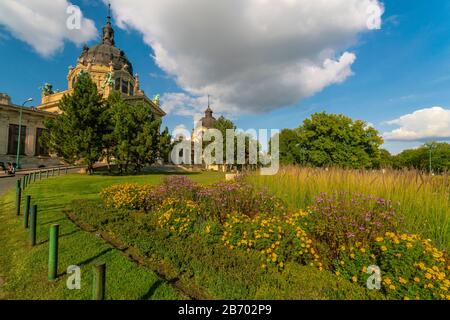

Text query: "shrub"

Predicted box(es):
[197, 181, 286, 222]
[100, 183, 153, 210]
[333, 232, 450, 300]
[216, 210, 322, 270]
[307, 192, 402, 258]
[160, 176, 200, 201]
[155, 198, 199, 236]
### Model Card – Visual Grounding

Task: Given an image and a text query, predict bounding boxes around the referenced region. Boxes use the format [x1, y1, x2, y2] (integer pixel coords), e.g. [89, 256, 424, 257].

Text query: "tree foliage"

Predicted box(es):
[42, 72, 108, 174]
[43, 76, 171, 174]
[393, 142, 450, 173]
[275, 112, 384, 169]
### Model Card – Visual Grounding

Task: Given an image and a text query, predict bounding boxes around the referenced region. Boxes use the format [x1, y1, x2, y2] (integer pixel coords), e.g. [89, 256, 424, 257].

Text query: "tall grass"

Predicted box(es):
[248, 166, 450, 251]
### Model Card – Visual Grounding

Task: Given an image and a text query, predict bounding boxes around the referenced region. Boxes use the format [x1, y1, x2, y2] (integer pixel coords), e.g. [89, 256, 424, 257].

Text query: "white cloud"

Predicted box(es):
[107, 0, 383, 116]
[383, 107, 450, 141]
[0, 0, 97, 57]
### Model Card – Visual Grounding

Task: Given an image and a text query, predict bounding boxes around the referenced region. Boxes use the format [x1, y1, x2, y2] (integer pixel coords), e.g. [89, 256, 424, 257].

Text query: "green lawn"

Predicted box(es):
[0, 171, 224, 300]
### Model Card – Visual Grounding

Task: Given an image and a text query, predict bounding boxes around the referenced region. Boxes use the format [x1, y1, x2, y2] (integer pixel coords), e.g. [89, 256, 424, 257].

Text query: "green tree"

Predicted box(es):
[108, 95, 161, 173]
[159, 127, 173, 164]
[296, 112, 383, 169]
[393, 142, 450, 173]
[42, 72, 108, 174]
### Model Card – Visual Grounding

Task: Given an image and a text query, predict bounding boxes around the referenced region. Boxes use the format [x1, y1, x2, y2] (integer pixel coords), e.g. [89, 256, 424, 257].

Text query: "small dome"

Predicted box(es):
[199, 106, 217, 128]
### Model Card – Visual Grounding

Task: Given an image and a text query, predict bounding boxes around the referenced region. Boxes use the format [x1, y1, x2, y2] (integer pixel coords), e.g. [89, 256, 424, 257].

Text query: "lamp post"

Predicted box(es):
[16, 98, 33, 169]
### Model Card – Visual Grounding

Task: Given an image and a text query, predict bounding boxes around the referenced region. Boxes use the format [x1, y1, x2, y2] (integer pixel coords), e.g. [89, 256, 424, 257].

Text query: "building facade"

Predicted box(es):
[37, 13, 165, 119]
[0, 11, 166, 169]
[0, 93, 60, 168]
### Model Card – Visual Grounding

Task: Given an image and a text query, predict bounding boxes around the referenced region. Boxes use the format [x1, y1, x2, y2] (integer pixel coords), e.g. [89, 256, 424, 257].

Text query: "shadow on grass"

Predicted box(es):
[93, 165, 202, 177]
[138, 279, 164, 300]
[57, 248, 113, 277]
[37, 229, 81, 245]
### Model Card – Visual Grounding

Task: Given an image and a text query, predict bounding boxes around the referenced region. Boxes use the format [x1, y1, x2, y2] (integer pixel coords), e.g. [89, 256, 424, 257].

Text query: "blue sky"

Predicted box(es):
[1, 0, 450, 154]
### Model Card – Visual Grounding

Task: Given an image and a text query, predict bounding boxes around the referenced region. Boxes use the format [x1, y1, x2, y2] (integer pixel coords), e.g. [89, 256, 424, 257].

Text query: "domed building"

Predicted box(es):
[192, 103, 217, 143]
[37, 11, 165, 119]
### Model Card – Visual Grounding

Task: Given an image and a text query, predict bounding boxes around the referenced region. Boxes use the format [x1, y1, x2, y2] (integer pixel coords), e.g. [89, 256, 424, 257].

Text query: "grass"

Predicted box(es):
[0, 171, 224, 300]
[248, 166, 450, 251]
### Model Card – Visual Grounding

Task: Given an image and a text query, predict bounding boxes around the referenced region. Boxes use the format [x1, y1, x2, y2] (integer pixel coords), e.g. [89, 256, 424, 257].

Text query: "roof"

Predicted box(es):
[77, 14, 133, 74]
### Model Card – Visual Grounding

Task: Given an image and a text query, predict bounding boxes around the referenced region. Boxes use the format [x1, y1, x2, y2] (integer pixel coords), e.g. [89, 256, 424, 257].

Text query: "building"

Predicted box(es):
[37, 11, 165, 119]
[0, 93, 60, 168]
[0, 10, 167, 169]
[192, 104, 217, 143]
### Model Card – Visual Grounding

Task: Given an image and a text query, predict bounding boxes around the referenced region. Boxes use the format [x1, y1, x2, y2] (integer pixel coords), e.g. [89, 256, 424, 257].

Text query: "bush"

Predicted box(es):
[99, 183, 153, 210]
[215, 211, 321, 270]
[307, 192, 402, 259]
[333, 232, 450, 300]
[197, 181, 286, 222]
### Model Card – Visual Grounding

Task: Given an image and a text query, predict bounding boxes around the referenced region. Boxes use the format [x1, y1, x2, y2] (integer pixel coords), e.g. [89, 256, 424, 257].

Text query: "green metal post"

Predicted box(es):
[48, 224, 59, 281]
[24, 195, 31, 228]
[29, 205, 37, 246]
[46, 170, 49, 179]
[23, 175, 27, 189]
[33, 172, 36, 182]
[39, 171, 42, 180]
[93, 262, 106, 300]
[16, 180, 21, 216]
[65, 168, 68, 174]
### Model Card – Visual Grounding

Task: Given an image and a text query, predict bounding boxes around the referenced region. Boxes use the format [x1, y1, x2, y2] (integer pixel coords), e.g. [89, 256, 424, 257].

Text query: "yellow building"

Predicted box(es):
[37, 13, 166, 119]
[0, 93, 60, 169]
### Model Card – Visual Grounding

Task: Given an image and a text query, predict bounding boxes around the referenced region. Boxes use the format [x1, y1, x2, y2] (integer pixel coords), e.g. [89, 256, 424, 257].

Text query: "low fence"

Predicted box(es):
[13, 165, 106, 300]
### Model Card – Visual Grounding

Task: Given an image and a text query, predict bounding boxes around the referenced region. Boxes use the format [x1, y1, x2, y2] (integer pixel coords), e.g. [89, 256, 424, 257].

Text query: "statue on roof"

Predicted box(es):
[102, 72, 115, 88]
[41, 83, 54, 96]
[152, 94, 161, 105]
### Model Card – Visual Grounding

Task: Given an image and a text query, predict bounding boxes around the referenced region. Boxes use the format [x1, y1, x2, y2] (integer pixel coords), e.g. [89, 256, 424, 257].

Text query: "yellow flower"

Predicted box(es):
[375, 237, 384, 242]
[414, 277, 421, 283]
[389, 285, 396, 290]
[352, 276, 358, 283]
[380, 246, 387, 252]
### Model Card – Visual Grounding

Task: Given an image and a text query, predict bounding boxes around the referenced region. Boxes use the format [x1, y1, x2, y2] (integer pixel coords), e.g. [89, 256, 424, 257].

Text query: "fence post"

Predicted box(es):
[23, 175, 27, 189]
[16, 180, 21, 216]
[48, 224, 59, 281]
[92, 262, 106, 300]
[46, 170, 49, 179]
[24, 195, 31, 228]
[58, 168, 61, 176]
[33, 172, 36, 182]
[39, 171, 42, 180]
[29, 205, 37, 246]
[65, 168, 68, 175]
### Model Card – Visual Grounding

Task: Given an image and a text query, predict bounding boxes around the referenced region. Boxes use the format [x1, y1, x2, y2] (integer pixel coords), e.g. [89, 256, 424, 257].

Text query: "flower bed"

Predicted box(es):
[98, 176, 450, 300]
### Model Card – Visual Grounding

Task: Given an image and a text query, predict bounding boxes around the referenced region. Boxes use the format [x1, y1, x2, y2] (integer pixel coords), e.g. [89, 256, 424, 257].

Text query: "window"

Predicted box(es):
[7, 124, 26, 155]
[35, 128, 49, 156]
[129, 82, 134, 96]
[121, 79, 128, 94]
[115, 77, 121, 91]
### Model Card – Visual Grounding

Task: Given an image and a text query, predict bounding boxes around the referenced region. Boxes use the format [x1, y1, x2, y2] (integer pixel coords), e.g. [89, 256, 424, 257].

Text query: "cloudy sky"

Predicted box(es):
[0, 0, 449, 153]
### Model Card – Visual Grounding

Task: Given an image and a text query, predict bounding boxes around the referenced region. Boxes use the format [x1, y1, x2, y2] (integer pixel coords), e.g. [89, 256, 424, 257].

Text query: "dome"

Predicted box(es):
[78, 44, 133, 75]
[77, 12, 133, 75]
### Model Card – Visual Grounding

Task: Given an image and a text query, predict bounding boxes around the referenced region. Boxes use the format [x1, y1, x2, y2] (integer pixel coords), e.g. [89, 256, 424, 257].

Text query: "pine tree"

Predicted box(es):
[42, 72, 108, 174]
[158, 127, 173, 164]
